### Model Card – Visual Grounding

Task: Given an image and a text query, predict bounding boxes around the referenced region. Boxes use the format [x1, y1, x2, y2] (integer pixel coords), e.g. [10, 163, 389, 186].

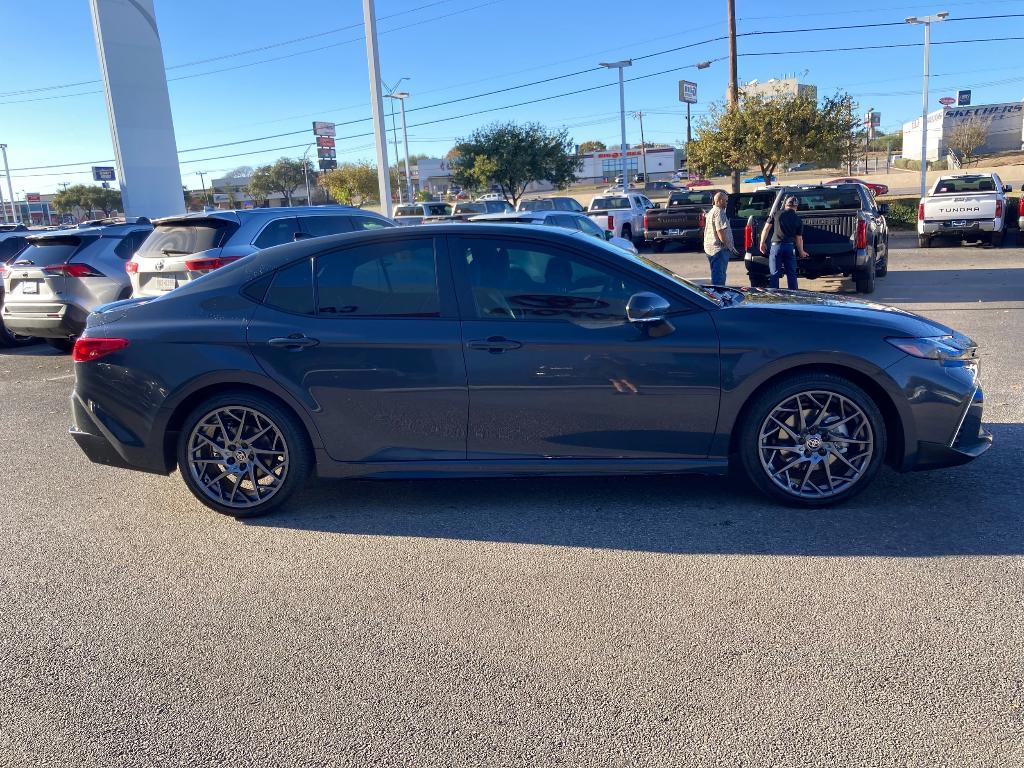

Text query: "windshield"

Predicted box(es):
[590, 197, 631, 210]
[933, 177, 997, 194]
[455, 202, 486, 214]
[519, 199, 554, 211]
[137, 220, 237, 258]
[792, 189, 862, 211]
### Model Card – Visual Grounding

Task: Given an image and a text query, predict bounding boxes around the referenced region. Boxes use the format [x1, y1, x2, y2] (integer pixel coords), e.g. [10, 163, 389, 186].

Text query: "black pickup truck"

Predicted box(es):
[642, 189, 726, 251]
[743, 184, 890, 294]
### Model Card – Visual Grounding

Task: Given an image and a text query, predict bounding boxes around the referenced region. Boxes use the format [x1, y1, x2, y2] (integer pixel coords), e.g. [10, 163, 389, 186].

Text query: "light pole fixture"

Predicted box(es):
[384, 78, 409, 204]
[385, 90, 415, 204]
[906, 11, 949, 199]
[600, 61, 632, 194]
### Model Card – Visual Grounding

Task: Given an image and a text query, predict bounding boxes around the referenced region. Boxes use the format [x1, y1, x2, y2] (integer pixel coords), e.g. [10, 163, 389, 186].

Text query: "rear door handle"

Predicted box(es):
[268, 334, 319, 349]
[467, 336, 522, 353]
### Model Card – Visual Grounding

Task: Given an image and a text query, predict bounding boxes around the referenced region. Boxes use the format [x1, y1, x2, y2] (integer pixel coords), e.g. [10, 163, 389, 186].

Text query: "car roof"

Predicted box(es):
[470, 211, 570, 222]
[152, 205, 372, 226]
[26, 222, 152, 241]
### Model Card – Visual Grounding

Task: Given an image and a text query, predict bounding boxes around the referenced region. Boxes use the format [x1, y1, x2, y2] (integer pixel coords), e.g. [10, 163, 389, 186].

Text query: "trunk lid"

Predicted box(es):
[923, 194, 998, 221]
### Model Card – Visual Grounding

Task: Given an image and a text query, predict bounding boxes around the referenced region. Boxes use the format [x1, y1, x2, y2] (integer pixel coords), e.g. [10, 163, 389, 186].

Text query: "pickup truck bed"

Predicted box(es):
[643, 189, 725, 251]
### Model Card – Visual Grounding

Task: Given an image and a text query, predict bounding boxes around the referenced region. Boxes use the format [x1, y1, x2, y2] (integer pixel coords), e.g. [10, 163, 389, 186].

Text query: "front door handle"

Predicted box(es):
[467, 336, 522, 353]
[268, 334, 319, 349]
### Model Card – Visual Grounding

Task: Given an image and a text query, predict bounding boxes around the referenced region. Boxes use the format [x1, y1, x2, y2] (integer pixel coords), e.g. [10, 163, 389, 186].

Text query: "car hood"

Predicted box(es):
[725, 287, 959, 337]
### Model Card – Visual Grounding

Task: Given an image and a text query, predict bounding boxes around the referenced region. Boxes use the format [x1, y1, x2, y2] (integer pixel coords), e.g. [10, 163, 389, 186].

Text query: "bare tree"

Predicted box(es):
[947, 120, 988, 167]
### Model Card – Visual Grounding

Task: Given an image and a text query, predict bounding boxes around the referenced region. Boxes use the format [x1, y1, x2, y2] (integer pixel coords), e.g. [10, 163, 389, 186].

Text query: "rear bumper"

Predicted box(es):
[1, 302, 86, 338]
[745, 249, 867, 278]
[919, 219, 997, 237]
[69, 390, 172, 475]
[644, 228, 701, 242]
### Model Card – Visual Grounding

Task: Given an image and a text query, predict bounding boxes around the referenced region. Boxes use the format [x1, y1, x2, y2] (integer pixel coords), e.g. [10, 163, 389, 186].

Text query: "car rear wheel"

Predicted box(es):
[917, 235, 930, 248]
[177, 392, 312, 518]
[0, 320, 37, 348]
[991, 230, 1004, 248]
[854, 264, 875, 294]
[738, 374, 886, 507]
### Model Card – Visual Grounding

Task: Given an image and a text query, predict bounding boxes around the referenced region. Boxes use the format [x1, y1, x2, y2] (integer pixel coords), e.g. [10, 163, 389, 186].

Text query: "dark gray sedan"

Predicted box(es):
[69, 224, 990, 516]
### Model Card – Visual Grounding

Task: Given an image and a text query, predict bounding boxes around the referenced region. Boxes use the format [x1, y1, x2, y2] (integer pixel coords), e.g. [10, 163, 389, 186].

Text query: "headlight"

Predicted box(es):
[887, 335, 976, 365]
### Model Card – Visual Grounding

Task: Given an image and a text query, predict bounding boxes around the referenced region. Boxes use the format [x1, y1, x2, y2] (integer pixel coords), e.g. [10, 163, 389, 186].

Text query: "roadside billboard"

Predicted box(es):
[678, 80, 697, 104]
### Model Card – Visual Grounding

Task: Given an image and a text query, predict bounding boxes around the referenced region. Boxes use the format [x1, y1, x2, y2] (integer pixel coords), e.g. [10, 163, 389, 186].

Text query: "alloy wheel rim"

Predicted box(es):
[757, 390, 874, 499]
[187, 406, 289, 509]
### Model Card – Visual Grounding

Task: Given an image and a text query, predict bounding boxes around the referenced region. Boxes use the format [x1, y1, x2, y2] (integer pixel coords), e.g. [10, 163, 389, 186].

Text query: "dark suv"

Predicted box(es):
[0, 229, 35, 347]
[743, 184, 889, 294]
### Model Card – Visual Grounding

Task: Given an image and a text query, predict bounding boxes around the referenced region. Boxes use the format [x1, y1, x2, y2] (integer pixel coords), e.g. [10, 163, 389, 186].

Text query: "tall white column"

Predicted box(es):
[363, 0, 393, 217]
[89, 0, 184, 218]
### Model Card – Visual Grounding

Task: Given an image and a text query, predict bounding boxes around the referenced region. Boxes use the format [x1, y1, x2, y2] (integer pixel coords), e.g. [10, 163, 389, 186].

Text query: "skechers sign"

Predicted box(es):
[943, 103, 1022, 120]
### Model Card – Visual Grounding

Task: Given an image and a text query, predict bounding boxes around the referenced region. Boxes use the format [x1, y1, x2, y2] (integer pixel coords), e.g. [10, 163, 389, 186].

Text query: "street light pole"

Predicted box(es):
[387, 92, 415, 203]
[0, 144, 19, 223]
[302, 143, 314, 206]
[600, 60, 632, 194]
[0, 178, 7, 224]
[362, 0, 393, 217]
[906, 11, 949, 199]
[197, 170, 210, 207]
[632, 112, 648, 180]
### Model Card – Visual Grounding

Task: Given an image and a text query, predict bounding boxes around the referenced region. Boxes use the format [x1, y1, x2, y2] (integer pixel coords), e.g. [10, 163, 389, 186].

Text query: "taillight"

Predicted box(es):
[856, 219, 867, 249]
[918, 203, 925, 221]
[744, 222, 753, 251]
[607, 214, 614, 231]
[125, 260, 139, 274]
[72, 337, 129, 363]
[184, 255, 241, 272]
[698, 210, 706, 229]
[643, 213, 649, 230]
[995, 200, 1003, 218]
[43, 263, 101, 278]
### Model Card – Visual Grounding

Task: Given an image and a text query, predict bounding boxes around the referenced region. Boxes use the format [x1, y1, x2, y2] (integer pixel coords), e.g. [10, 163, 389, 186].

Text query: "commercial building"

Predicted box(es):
[2, 194, 56, 225]
[738, 78, 818, 102]
[574, 146, 683, 183]
[902, 101, 1024, 162]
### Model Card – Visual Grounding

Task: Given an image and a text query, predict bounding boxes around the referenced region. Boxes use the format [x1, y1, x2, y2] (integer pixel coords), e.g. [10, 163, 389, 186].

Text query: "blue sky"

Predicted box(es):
[2, 0, 1024, 193]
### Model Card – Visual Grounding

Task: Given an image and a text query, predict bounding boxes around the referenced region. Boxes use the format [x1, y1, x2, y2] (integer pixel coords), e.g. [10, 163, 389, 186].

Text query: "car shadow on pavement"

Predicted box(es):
[833, 267, 1024, 303]
[247, 422, 1023, 558]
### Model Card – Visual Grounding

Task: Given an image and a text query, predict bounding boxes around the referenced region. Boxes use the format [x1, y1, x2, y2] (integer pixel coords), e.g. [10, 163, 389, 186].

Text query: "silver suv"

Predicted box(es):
[2, 219, 152, 351]
[128, 206, 394, 298]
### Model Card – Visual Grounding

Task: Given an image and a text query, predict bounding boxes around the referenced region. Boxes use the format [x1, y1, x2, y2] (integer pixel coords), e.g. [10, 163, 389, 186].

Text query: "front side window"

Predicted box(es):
[254, 217, 300, 248]
[459, 236, 657, 326]
[315, 238, 439, 318]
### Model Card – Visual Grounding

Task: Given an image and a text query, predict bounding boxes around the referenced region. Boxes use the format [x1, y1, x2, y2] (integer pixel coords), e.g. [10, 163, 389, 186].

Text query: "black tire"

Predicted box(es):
[917, 235, 930, 249]
[875, 241, 888, 277]
[991, 230, 1004, 248]
[652, 241, 665, 253]
[176, 391, 313, 518]
[737, 372, 886, 507]
[854, 264, 875, 294]
[0, 319, 38, 348]
[45, 338, 74, 354]
[621, 225, 633, 245]
[748, 272, 769, 289]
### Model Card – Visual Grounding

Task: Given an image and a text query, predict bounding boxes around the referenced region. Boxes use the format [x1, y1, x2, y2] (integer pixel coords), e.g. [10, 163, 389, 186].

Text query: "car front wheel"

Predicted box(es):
[177, 392, 312, 517]
[738, 374, 886, 507]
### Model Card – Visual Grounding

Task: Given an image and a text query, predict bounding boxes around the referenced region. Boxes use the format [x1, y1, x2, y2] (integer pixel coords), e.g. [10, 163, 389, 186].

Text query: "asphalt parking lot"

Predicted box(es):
[1, 233, 1022, 766]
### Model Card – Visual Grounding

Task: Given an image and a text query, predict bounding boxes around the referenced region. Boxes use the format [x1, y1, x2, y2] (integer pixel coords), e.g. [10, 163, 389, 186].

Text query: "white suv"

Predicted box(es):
[128, 206, 394, 298]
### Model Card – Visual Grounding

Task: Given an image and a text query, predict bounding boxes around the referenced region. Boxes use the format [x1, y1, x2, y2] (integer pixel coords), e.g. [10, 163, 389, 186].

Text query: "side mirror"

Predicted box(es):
[653, 202, 662, 209]
[626, 292, 671, 323]
[604, 230, 613, 241]
[879, 203, 890, 214]
[293, 231, 312, 241]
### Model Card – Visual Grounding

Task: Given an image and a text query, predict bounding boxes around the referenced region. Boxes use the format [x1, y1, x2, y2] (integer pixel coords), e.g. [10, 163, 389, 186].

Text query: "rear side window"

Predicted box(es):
[299, 215, 352, 238]
[349, 216, 392, 231]
[113, 230, 151, 260]
[314, 238, 439, 318]
[264, 259, 314, 315]
[254, 217, 300, 248]
[137, 221, 236, 258]
[0, 236, 27, 262]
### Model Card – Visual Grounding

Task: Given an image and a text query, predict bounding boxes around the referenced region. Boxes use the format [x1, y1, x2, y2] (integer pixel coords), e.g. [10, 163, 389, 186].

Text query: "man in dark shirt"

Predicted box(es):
[758, 195, 808, 289]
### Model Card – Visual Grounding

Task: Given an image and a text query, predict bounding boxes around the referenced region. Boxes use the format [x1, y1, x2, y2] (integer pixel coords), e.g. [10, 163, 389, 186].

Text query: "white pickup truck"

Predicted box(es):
[587, 192, 655, 247]
[918, 173, 1012, 248]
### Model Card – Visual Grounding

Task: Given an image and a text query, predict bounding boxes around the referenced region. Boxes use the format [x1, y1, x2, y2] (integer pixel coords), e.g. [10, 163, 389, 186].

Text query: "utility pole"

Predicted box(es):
[395, 93, 415, 203]
[197, 170, 210, 207]
[0, 144, 19, 223]
[363, 0, 393, 217]
[632, 112, 648, 180]
[600, 60, 632, 194]
[727, 0, 740, 194]
[906, 12, 949, 199]
[301, 144, 314, 206]
[0, 178, 7, 224]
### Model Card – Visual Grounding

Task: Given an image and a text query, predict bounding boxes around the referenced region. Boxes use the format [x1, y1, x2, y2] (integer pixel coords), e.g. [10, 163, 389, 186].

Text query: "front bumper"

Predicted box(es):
[2, 302, 86, 339]
[912, 387, 992, 470]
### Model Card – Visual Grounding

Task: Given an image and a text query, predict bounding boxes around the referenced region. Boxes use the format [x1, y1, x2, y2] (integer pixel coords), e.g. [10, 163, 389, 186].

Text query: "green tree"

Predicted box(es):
[578, 140, 607, 153]
[449, 121, 579, 206]
[52, 185, 92, 221]
[265, 157, 312, 205]
[689, 92, 863, 184]
[318, 162, 380, 207]
[245, 166, 274, 207]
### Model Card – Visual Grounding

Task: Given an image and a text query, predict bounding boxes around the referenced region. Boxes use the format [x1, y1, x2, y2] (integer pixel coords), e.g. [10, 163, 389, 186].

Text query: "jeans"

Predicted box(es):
[769, 242, 799, 290]
[707, 249, 729, 286]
